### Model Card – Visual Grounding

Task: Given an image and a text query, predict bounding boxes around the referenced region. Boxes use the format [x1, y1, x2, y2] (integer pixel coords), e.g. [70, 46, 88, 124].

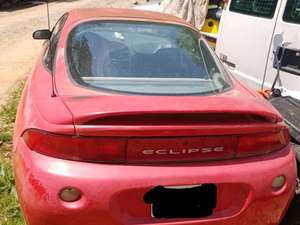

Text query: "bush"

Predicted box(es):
[0, 80, 26, 225]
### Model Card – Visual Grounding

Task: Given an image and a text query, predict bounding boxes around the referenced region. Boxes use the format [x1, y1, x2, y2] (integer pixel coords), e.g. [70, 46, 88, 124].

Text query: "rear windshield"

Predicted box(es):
[67, 21, 232, 95]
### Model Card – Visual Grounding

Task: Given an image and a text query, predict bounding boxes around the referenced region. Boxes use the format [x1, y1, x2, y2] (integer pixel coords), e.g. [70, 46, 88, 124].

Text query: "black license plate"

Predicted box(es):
[143, 184, 217, 219]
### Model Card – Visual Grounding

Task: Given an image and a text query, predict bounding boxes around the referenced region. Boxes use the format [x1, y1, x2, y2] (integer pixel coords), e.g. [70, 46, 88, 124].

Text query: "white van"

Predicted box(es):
[216, 0, 300, 143]
[216, 0, 300, 99]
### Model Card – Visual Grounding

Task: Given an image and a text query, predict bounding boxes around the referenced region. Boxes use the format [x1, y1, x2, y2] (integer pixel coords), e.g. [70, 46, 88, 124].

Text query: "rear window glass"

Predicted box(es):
[67, 21, 232, 95]
[230, 0, 278, 18]
[283, 0, 300, 24]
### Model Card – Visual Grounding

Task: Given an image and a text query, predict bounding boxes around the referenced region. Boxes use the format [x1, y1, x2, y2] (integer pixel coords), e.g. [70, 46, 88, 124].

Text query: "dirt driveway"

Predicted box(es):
[0, 0, 146, 105]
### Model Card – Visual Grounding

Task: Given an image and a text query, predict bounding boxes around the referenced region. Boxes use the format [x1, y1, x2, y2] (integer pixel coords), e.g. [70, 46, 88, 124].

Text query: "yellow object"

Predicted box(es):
[201, 18, 219, 34]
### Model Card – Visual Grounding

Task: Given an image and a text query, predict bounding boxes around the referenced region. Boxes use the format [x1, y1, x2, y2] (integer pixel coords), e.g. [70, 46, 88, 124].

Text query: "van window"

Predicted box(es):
[229, 0, 278, 18]
[283, 0, 300, 24]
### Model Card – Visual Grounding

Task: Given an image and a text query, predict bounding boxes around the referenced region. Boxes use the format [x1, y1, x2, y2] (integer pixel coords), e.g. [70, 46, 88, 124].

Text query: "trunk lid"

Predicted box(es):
[57, 87, 286, 163]
[61, 87, 281, 135]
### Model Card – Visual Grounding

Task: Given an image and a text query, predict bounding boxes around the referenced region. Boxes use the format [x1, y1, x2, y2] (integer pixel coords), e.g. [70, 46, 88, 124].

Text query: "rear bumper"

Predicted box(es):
[14, 139, 297, 225]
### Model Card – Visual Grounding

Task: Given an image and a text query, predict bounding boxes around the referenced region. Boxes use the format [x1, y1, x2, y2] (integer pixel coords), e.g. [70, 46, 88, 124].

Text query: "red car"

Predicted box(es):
[13, 8, 296, 225]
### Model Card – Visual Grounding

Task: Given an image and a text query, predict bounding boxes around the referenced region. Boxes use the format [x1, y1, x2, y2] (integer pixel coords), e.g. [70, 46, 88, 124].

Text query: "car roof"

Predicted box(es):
[66, 8, 196, 30]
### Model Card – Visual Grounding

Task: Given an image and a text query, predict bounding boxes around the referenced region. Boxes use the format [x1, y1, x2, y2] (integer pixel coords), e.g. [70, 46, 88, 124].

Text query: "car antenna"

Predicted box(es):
[46, 0, 51, 31]
[46, 0, 57, 97]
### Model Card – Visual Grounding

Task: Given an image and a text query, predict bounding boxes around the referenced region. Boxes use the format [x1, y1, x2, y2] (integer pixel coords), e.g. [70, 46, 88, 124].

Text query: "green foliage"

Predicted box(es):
[0, 160, 25, 225]
[0, 80, 25, 133]
[0, 132, 11, 143]
[0, 81, 26, 225]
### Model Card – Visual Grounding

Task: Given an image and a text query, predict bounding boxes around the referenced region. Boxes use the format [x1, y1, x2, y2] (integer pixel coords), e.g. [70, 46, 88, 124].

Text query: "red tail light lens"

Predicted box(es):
[22, 128, 290, 163]
[22, 129, 126, 163]
[237, 128, 290, 157]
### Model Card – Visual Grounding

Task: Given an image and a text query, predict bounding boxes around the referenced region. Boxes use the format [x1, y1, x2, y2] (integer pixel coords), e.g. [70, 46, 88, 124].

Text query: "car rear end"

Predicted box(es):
[14, 9, 297, 225]
[15, 119, 296, 225]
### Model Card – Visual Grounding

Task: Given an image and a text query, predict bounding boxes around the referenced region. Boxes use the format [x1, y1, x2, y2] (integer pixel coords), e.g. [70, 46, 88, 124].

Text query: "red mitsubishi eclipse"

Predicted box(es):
[13, 8, 296, 225]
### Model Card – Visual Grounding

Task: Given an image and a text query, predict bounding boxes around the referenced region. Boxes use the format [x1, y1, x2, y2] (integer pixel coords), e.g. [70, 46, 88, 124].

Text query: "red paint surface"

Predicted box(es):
[28, 173, 49, 201]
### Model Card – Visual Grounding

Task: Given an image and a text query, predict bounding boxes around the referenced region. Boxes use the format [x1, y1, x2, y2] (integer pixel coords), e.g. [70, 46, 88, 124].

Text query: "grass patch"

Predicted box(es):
[0, 80, 26, 225]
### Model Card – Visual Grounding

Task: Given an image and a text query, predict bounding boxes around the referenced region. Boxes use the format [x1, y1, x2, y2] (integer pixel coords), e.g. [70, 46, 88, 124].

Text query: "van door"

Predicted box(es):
[263, 0, 300, 99]
[216, 0, 283, 90]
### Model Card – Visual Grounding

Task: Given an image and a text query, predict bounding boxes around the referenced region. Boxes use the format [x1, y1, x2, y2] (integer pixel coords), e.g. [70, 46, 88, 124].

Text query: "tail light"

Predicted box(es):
[236, 128, 290, 157]
[22, 128, 290, 163]
[22, 129, 126, 163]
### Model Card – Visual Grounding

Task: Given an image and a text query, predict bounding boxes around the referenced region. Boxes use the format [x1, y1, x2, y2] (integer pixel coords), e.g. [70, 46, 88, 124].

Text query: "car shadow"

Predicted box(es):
[0, 0, 79, 12]
[280, 194, 300, 225]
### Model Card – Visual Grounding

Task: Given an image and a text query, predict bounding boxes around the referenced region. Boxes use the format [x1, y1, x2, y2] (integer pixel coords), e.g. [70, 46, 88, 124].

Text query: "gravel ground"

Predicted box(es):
[0, 0, 146, 105]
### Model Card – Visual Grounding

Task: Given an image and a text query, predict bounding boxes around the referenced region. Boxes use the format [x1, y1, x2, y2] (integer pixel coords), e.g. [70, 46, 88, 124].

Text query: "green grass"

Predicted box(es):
[0, 80, 26, 225]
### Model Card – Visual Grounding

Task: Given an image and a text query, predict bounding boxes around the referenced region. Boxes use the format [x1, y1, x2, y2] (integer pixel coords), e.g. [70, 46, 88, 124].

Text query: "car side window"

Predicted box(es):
[229, 0, 278, 18]
[283, 0, 300, 24]
[44, 13, 68, 72]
